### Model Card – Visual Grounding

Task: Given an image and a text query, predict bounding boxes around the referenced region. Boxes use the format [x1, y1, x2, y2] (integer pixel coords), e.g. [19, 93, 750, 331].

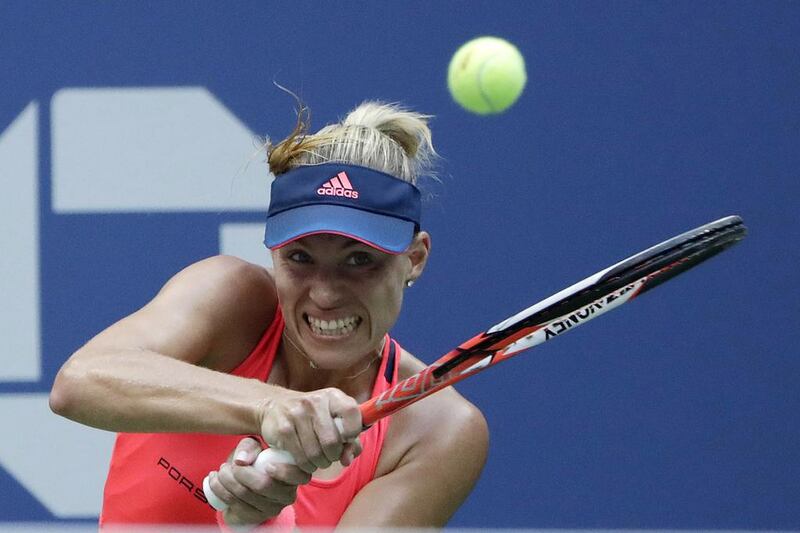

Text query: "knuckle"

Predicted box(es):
[276, 421, 294, 437]
[302, 394, 320, 407]
[325, 387, 346, 401]
[289, 404, 307, 419]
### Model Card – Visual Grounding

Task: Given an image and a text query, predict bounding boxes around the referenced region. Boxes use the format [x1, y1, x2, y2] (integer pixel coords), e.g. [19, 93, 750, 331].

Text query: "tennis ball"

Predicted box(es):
[448, 36, 527, 115]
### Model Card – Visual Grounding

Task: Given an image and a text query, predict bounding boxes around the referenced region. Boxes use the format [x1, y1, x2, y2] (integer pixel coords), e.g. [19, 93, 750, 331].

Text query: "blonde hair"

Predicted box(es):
[267, 100, 437, 185]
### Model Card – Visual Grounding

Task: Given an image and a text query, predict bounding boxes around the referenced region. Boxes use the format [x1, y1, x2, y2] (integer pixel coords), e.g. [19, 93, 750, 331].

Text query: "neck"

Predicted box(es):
[278, 333, 385, 401]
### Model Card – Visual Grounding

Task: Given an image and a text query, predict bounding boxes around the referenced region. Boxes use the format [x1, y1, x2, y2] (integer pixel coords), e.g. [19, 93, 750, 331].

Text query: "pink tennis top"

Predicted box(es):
[100, 307, 400, 528]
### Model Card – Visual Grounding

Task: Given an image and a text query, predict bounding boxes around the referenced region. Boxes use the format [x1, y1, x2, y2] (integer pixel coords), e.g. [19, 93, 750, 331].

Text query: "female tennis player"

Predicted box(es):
[49, 101, 489, 530]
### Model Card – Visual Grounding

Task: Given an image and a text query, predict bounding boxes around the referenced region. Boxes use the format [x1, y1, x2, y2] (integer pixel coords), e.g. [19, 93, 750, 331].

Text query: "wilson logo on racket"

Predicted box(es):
[317, 171, 360, 199]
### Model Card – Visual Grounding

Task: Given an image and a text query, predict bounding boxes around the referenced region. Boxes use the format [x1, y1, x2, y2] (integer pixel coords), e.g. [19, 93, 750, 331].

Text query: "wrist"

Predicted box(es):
[253, 396, 272, 438]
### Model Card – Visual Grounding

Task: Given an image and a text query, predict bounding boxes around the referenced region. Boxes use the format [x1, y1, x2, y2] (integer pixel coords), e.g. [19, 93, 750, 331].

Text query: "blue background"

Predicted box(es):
[1, 0, 798, 528]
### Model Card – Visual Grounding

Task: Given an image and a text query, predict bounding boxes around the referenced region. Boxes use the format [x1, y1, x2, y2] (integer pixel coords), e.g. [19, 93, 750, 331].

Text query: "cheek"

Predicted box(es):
[369, 283, 405, 330]
[272, 270, 299, 315]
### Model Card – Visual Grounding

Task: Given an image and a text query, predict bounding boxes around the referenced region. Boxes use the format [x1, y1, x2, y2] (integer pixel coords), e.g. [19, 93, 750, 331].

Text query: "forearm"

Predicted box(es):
[50, 348, 282, 435]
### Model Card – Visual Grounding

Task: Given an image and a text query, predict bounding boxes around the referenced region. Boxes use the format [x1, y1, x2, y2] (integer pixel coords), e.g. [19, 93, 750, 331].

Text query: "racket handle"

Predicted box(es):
[203, 474, 226, 511]
[203, 418, 344, 512]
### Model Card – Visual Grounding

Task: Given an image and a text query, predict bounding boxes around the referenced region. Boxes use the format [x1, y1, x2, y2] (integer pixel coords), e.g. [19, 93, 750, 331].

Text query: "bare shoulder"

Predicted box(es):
[378, 348, 489, 478]
[80, 255, 277, 370]
[152, 255, 275, 330]
[160, 255, 275, 311]
[161, 255, 278, 367]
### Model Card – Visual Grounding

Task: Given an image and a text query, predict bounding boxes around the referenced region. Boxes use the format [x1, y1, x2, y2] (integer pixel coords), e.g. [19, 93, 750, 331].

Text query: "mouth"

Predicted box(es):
[304, 313, 363, 338]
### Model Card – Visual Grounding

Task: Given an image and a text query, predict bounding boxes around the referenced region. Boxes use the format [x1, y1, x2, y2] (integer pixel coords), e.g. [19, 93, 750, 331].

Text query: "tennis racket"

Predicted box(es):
[204, 214, 746, 511]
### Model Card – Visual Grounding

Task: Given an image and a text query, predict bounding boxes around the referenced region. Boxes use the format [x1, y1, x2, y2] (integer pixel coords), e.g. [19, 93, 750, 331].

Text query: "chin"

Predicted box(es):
[309, 333, 384, 368]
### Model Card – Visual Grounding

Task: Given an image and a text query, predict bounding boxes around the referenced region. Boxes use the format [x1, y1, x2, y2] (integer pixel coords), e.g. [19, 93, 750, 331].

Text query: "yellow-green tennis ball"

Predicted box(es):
[448, 36, 527, 115]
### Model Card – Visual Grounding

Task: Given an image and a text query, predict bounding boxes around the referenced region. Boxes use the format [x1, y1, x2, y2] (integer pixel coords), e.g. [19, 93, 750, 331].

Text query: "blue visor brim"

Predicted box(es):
[265, 204, 416, 254]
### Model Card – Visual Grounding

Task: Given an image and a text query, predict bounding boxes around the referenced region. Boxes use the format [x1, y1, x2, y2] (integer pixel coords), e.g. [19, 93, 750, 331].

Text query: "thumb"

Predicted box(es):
[232, 437, 263, 466]
[339, 437, 363, 467]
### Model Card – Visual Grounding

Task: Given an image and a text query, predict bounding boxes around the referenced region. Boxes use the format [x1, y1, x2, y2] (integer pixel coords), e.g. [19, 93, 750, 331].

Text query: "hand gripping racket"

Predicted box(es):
[204, 215, 746, 511]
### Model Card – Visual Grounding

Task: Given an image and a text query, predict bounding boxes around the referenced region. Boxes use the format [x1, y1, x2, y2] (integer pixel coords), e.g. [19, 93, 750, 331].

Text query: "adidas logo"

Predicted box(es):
[317, 172, 359, 199]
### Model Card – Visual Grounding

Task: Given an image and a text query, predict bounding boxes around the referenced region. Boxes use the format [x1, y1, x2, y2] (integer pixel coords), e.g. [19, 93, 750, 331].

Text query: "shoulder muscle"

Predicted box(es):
[80, 255, 277, 368]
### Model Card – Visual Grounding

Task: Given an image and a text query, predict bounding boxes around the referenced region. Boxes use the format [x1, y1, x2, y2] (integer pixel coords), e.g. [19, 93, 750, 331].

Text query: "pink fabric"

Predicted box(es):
[293, 339, 397, 528]
[99, 306, 400, 529]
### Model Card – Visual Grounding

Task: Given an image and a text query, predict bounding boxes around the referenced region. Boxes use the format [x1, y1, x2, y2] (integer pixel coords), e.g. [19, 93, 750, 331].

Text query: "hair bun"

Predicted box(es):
[267, 99, 437, 184]
[343, 101, 433, 159]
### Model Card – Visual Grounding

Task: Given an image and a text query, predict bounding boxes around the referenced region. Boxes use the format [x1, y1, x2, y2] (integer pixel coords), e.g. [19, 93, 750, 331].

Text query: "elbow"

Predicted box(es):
[49, 391, 69, 418]
[49, 357, 85, 418]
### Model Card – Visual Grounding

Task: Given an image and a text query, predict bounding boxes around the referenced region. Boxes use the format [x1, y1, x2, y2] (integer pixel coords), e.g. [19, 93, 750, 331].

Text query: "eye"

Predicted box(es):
[287, 250, 312, 264]
[345, 251, 374, 267]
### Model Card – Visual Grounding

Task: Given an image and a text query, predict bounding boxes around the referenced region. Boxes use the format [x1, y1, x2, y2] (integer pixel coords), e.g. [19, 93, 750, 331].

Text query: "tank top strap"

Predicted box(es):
[371, 335, 399, 396]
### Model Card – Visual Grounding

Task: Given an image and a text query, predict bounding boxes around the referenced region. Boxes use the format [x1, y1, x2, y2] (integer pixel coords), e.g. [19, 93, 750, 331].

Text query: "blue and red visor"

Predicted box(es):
[264, 163, 421, 254]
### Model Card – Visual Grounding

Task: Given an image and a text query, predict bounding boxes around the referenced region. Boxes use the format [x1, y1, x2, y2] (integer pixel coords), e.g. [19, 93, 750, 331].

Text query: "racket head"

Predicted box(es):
[597, 215, 746, 298]
[439, 215, 747, 372]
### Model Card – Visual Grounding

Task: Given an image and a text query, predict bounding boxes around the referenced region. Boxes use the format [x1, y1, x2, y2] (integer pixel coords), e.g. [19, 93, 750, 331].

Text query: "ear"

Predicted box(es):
[405, 231, 431, 283]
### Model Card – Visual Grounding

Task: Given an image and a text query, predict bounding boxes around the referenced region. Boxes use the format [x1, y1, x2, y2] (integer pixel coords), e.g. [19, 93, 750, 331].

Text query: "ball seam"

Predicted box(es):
[476, 55, 497, 113]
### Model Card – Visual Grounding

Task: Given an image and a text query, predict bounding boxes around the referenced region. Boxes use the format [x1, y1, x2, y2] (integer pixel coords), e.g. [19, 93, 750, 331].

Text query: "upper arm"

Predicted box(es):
[74, 255, 276, 368]
[338, 397, 489, 527]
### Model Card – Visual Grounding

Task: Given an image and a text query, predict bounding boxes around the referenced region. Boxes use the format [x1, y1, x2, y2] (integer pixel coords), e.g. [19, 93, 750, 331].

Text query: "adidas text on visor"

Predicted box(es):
[265, 163, 422, 254]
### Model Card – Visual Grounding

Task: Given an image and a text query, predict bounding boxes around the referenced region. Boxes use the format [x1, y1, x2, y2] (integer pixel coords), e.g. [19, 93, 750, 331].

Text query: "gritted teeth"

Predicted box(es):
[305, 314, 362, 337]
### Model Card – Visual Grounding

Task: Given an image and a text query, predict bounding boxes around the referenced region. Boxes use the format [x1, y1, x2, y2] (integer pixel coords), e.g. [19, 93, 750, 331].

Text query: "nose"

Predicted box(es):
[307, 272, 346, 309]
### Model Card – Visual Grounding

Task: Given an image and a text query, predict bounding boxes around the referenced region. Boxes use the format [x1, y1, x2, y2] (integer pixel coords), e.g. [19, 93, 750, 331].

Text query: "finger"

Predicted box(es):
[284, 395, 332, 471]
[273, 418, 310, 473]
[294, 409, 330, 471]
[208, 470, 237, 508]
[233, 437, 263, 466]
[262, 461, 313, 486]
[311, 397, 344, 464]
[339, 438, 363, 467]
[216, 463, 249, 504]
[232, 465, 299, 506]
[219, 463, 286, 511]
[326, 389, 362, 441]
